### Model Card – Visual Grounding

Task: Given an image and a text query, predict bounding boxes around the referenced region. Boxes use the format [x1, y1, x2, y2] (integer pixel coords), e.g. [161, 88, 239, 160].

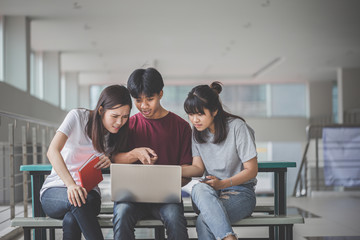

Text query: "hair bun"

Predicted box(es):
[210, 81, 223, 94]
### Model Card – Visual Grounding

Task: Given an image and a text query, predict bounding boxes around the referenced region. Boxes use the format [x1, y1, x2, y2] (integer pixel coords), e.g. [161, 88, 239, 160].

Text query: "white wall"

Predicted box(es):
[308, 81, 333, 119]
[247, 117, 308, 142]
[0, 81, 67, 124]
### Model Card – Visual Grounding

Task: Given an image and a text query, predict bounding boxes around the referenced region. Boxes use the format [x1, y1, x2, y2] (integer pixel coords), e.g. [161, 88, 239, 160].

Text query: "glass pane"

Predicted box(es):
[162, 85, 193, 120]
[271, 84, 306, 116]
[222, 85, 267, 117]
[90, 85, 107, 110]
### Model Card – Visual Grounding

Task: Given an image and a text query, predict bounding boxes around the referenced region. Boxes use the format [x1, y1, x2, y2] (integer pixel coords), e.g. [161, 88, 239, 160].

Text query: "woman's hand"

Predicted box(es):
[203, 175, 227, 190]
[94, 155, 111, 169]
[67, 184, 88, 207]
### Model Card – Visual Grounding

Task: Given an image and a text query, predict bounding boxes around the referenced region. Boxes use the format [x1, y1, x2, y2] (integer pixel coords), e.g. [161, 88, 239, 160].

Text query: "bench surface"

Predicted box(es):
[11, 215, 304, 228]
[20, 162, 297, 172]
[100, 202, 274, 214]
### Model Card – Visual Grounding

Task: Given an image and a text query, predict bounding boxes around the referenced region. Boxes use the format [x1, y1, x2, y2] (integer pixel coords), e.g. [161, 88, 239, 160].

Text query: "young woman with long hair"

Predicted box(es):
[40, 85, 132, 240]
[182, 82, 258, 240]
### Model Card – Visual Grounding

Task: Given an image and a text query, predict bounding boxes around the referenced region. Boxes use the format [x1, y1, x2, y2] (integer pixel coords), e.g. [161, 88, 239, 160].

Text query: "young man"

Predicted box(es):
[112, 68, 192, 240]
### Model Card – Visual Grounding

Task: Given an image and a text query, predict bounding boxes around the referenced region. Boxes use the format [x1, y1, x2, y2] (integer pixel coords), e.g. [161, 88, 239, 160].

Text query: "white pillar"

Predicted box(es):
[337, 68, 360, 123]
[79, 85, 90, 109]
[43, 51, 61, 106]
[308, 81, 334, 123]
[4, 16, 30, 92]
[63, 72, 79, 110]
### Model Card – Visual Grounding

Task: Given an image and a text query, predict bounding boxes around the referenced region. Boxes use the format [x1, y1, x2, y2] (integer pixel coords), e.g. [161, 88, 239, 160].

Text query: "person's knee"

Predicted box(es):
[86, 191, 101, 215]
[161, 204, 186, 226]
[62, 212, 81, 239]
[191, 182, 213, 200]
[113, 203, 137, 226]
[63, 212, 80, 230]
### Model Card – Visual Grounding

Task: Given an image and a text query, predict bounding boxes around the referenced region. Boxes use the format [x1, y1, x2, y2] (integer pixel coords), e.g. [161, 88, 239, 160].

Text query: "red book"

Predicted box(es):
[78, 154, 103, 192]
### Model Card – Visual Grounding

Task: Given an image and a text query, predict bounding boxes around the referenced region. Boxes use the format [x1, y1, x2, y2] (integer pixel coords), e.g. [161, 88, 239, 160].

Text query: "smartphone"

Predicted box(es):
[200, 177, 210, 182]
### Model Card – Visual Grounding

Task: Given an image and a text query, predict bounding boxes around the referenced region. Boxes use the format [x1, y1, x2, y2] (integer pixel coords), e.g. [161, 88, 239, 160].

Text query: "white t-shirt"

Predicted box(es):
[40, 109, 100, 197]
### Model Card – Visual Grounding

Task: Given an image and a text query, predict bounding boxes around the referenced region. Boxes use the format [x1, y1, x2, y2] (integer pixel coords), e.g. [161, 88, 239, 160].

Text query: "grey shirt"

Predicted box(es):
[192, 118, 257, 185]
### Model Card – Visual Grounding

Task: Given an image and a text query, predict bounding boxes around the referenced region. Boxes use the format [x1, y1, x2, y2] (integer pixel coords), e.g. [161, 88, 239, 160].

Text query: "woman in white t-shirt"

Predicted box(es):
[40, 85, 132, 240]
[182, 82, 258, 240]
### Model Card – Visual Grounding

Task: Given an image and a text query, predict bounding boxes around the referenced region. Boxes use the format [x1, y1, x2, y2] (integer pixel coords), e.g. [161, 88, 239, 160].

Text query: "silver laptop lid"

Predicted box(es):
[110, 164, 181, 203]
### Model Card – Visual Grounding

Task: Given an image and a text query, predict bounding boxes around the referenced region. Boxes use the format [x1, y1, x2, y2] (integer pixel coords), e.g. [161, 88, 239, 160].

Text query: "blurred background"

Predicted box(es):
[0, 0, 360, 239]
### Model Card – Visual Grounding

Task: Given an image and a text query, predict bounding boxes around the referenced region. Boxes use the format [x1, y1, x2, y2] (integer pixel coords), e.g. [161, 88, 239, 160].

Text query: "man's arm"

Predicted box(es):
[113, 147, 158, 164]
[181, 164, 192, 187]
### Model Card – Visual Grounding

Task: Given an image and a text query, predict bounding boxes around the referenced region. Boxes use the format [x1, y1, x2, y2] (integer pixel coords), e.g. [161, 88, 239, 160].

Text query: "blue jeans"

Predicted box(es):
[191, 182, 256, 240]
[41, 187, 103, 240]
[113, 201, 189, 240]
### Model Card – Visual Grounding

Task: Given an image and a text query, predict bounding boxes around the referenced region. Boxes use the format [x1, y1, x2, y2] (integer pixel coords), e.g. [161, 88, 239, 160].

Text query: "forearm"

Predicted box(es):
[112, 151, 139, 164]
[47, 149, 76, 187]
[181, 165, 204, 178]
[221, 157, 258, 189]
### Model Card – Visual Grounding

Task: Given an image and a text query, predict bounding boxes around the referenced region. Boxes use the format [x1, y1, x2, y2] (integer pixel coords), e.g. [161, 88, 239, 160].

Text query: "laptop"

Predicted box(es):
[110, 164, 182, 203]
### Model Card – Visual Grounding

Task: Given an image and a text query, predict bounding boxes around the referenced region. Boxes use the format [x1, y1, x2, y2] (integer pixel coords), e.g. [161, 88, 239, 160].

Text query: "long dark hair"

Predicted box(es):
[86, 85, 132, 157]
[184, 81, 245, 144]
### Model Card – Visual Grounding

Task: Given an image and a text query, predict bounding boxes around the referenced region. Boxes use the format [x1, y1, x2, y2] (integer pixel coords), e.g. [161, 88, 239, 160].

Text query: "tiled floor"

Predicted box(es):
[3, 191, 360, 240]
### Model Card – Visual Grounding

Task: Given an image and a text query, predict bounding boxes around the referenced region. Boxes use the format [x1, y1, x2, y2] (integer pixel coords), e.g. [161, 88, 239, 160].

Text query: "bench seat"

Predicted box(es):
[100, 202, 275, 214]
[12, 215, 304, 228]
[11, 215, 304, 240]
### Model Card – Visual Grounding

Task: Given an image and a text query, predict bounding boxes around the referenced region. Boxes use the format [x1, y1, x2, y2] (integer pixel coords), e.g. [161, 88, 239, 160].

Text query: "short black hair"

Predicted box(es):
[127, 68, 164, 98]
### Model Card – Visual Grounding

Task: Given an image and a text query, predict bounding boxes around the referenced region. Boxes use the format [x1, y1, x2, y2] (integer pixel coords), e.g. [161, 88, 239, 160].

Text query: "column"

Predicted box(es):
[4, 16, 30, 92]
[308, 81, 334, 124]
[79, 84, 90, 109]
[43, 51, 61, 106]
[63, 72, 79, 110]
[337, 68, 360, 123]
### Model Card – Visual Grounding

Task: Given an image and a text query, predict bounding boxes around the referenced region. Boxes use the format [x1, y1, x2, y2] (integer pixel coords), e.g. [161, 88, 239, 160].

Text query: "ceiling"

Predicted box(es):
[1, 0, 360, 86]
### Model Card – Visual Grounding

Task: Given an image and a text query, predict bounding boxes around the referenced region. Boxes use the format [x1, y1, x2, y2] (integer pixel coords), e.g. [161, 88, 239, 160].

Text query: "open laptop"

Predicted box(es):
[110, 164, 182, 203]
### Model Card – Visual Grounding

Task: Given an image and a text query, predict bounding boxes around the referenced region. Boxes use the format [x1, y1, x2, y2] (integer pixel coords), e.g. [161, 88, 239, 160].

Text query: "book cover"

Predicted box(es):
[78, 154, 103, 192]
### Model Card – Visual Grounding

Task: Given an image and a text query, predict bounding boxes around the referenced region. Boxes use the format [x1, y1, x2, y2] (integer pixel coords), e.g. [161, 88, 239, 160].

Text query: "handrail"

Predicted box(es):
[293, 123, 360, 197]
[0, 110, 58, 223]
[0, 110, 59, 128]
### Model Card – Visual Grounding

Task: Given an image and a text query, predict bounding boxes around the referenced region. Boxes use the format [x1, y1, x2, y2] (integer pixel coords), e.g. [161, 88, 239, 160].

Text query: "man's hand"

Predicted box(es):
[131, 147, 158, 164]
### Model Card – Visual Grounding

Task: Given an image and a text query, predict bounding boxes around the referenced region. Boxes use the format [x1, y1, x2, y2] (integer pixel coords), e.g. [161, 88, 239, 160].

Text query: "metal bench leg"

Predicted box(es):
[279, 225, 287, 240]
[154, 226, 165, 240]
[50, 228, 55, 240]
[285, 225, 293, 240]
[23, 228, 31, 240]
[269, 226, 275, 240]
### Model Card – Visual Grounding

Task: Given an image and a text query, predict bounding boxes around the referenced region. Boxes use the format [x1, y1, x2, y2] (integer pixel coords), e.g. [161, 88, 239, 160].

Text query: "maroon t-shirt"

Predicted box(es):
[128, 112, 192, 166]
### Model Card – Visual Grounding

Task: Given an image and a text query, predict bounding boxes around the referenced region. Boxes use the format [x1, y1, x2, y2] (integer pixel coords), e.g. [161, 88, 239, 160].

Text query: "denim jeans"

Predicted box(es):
[113, 201, 189, 240]
[41, 187, 103, 240]
[191, 182, 256, 240]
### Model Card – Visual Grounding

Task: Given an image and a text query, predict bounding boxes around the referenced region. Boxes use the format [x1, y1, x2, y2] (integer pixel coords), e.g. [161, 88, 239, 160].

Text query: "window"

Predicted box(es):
[30, 52, 44, 99]
[162, 83, 307, 119]
[90, 85, 107, 110]
[60, 73, 66, 110]
[222, 85, 267, 117]
[162, 85, 193, 119]
[271, 84, 307, 117]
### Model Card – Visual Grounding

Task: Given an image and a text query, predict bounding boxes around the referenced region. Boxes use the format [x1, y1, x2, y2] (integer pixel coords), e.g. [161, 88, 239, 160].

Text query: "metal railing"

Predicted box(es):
[293, 123, 360, 197]
[0, 110, 58, 223]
